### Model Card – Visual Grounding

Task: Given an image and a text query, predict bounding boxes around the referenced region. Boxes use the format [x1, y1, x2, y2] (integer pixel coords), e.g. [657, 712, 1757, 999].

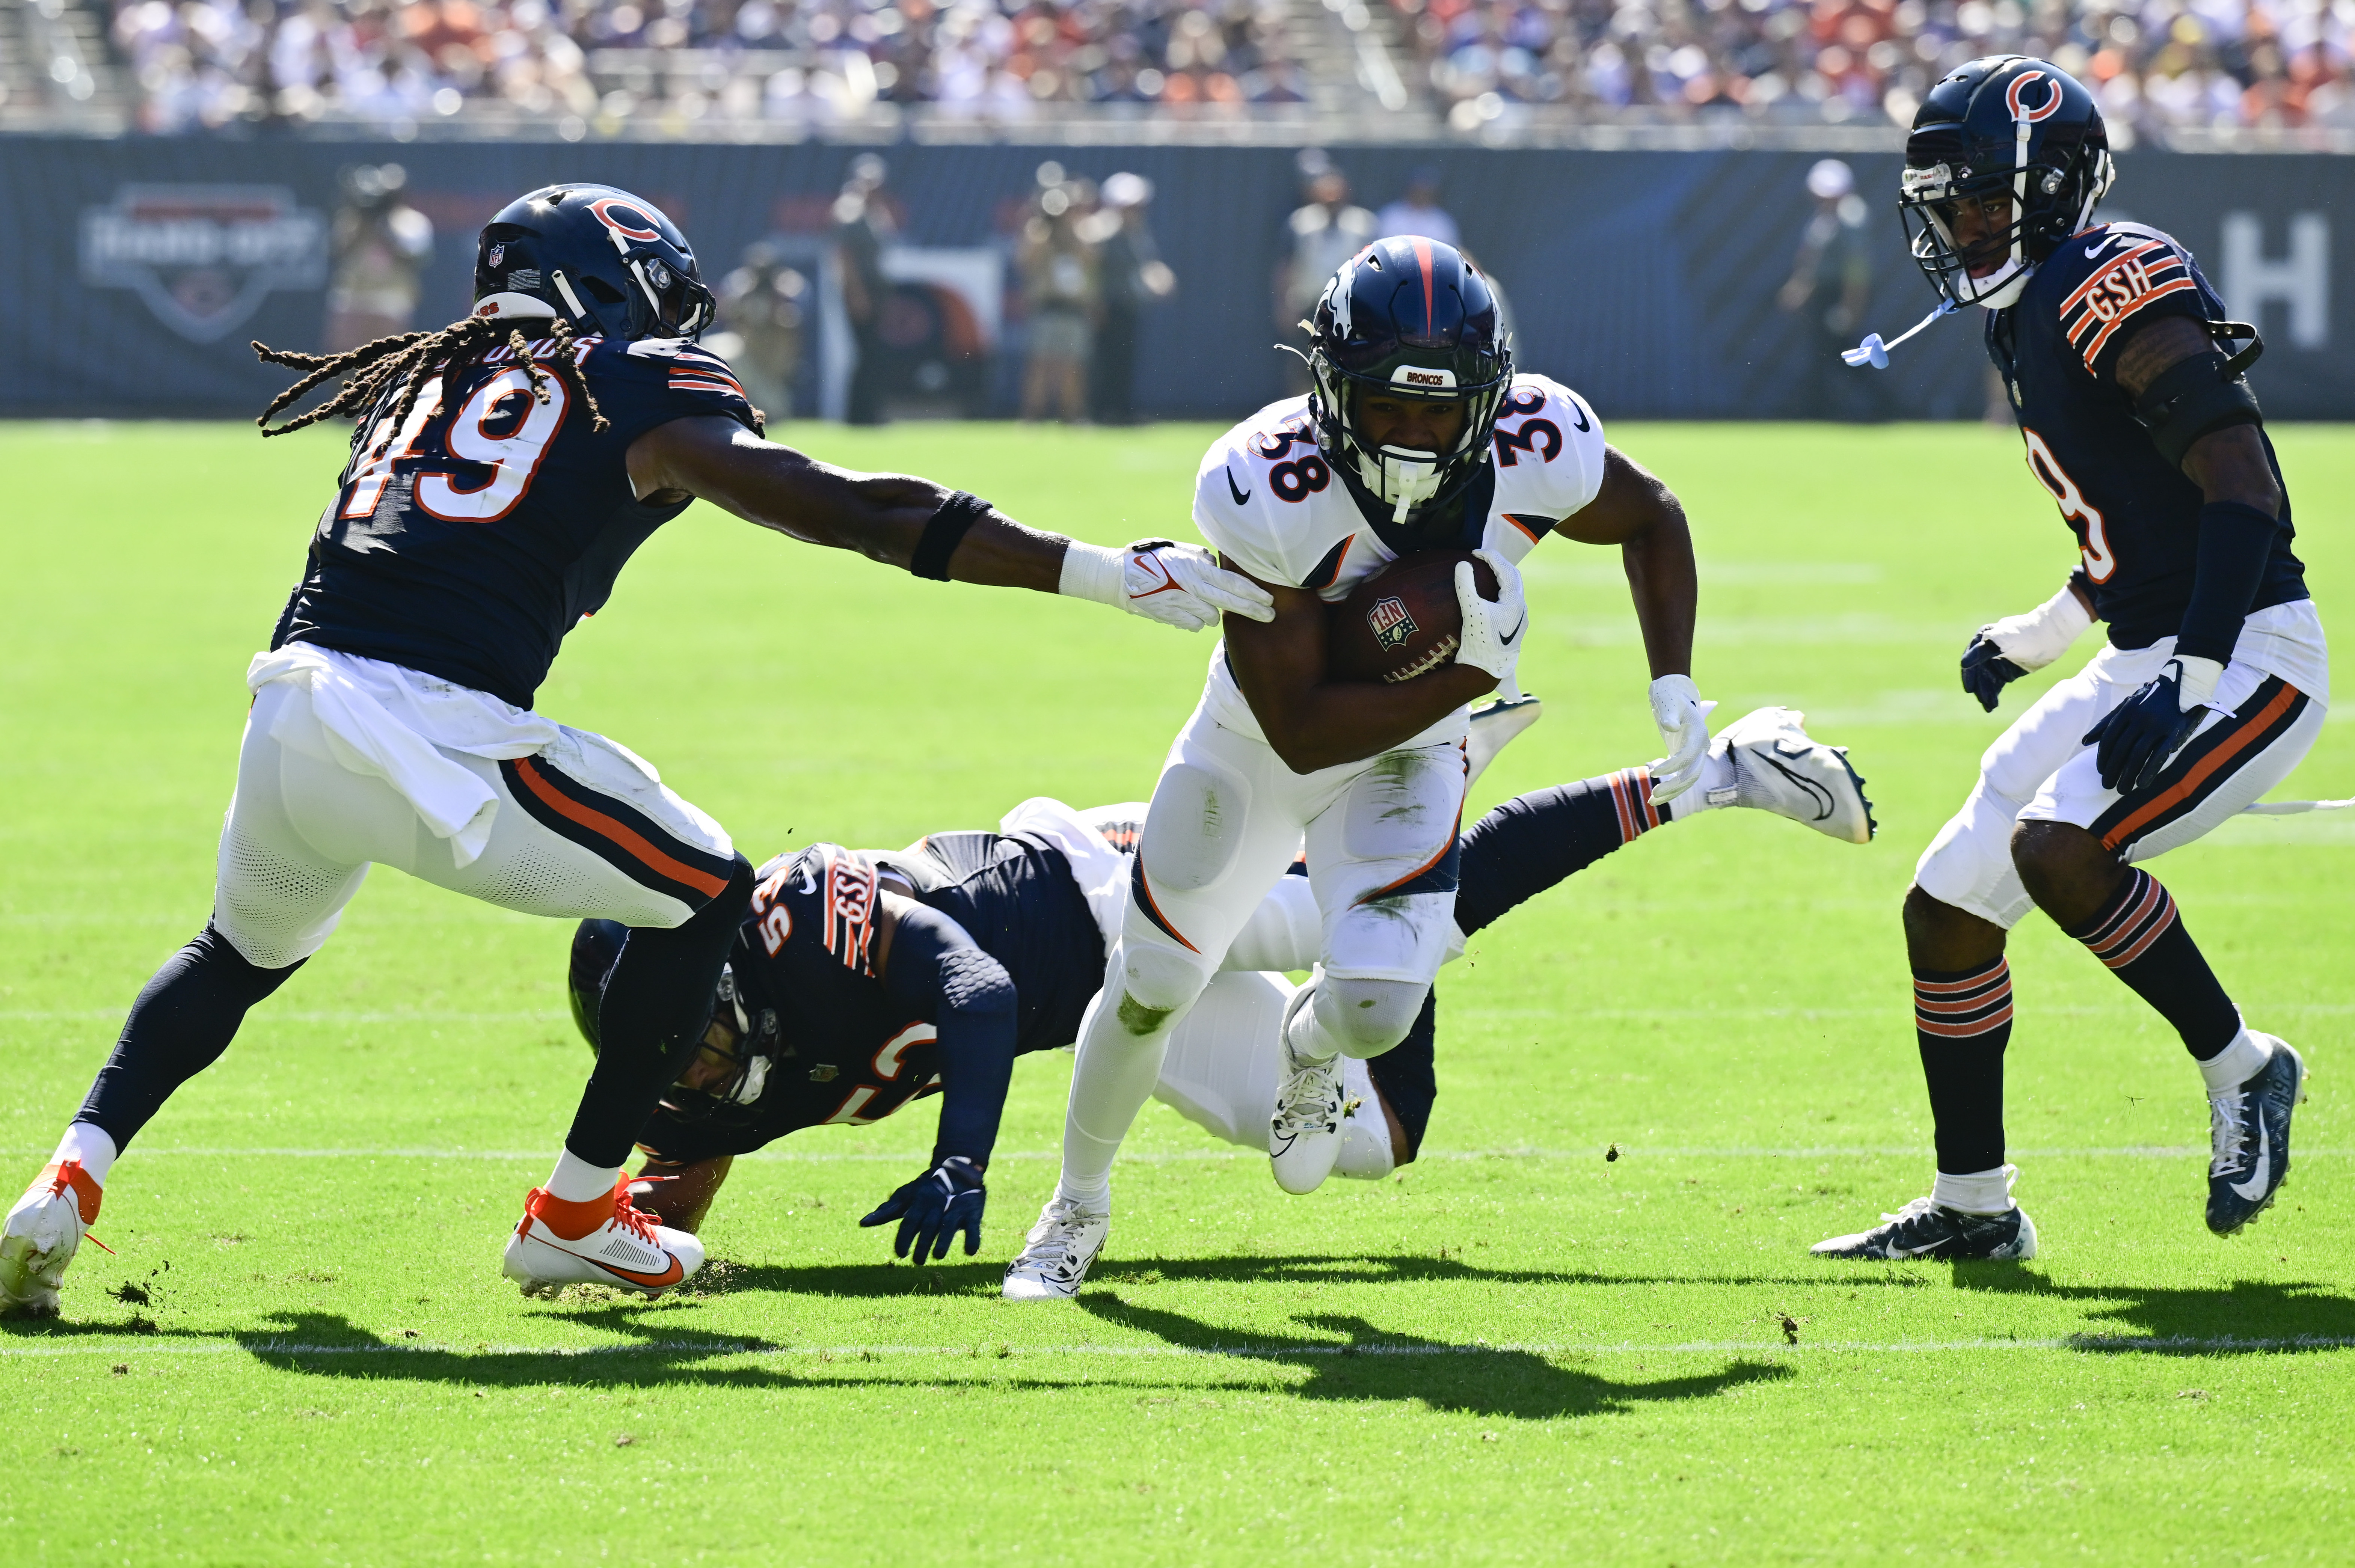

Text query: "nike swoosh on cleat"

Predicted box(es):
[1225, 466, 1251, 507]
[532, 1233, 686, 1291]
[1759, 751, 1836, 820]
[2229, 1114, 2272, 1202]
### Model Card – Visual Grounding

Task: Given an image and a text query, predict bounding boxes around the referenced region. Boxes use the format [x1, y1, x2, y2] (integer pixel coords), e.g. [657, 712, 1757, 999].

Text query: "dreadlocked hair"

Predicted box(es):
[250, 315, 609, 439]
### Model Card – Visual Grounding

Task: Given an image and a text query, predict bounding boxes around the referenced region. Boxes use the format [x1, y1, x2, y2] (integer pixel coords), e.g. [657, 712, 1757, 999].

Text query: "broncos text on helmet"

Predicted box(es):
[1304, 236, 1513, 528]
[1900, 55, 2114, 311]
[472, 184, 718, 342]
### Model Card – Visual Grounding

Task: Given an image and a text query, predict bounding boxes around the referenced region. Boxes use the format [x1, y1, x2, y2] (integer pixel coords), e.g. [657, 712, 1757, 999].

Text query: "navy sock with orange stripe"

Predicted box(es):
[2065, 867, 2240, 1060]
[1454, 767, 1667, 937]
[1913, 958, 2014, 1176]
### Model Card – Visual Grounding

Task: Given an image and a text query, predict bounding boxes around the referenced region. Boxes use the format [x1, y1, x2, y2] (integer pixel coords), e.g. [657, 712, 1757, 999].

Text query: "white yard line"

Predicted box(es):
[3, 1334, 2349, 1361]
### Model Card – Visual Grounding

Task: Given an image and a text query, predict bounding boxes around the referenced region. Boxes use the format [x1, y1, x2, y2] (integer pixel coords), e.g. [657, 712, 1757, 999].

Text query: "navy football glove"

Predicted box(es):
[860, 1156, 985, 1263]
[2083, 660, 2204, 795]
[1959, 632, 2028, 713]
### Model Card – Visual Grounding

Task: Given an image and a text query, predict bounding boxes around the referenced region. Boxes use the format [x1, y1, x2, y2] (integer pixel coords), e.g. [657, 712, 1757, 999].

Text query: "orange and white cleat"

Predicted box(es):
[0, 1161, 105, 1318]
[502, 1179, 704, 1298]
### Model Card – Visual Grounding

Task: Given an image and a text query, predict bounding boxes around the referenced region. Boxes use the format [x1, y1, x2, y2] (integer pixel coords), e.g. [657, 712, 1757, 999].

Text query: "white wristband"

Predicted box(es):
[2174, 654, 2224, 711]
[1057, 541, 1125, 606]
[1982, 581, 2094, 672]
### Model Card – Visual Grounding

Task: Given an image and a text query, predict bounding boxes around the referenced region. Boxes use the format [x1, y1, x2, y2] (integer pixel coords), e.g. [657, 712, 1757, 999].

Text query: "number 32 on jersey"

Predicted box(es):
[339, 368, 567, 525]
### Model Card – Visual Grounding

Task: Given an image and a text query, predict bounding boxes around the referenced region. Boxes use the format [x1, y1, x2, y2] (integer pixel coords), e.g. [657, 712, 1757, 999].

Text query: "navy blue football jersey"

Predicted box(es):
[271, 334, 758, 710]
[1989, 222, 2308, 651]
[637, 833, 1104, 1164]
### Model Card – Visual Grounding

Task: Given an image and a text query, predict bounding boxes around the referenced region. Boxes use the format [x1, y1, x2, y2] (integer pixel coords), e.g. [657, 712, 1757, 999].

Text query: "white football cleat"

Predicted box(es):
[1268, 984, 1348, 1196]
[1465, 693, 1544, 791]
[0, 1161, 105, 1318]
[1716, 706, 1875, 844]
[503, 1181, 704, 1298]
[1001, 1197, 1109, 1301]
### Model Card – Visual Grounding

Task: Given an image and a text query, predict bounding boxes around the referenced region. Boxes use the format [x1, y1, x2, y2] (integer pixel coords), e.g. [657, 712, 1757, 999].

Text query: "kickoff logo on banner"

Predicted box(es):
[80, 185, 326, 343]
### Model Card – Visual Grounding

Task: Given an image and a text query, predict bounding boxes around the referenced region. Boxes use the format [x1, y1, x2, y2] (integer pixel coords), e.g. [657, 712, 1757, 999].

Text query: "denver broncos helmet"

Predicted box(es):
[1900, 56, 2113, 310]
[1304, 236, 1512, 526]
[471, 184, 717, 341]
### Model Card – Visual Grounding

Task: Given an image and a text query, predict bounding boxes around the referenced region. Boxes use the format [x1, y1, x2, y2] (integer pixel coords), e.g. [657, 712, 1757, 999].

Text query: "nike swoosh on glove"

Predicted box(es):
[859, 1156, 986, 1263]
[1959, 632, 2028, 713]
[2082, 656, 2219, 794]
[1059, 539, 1275, 631]
[1647, 674, 1717, 804]
[1451, 548, 1527, 683]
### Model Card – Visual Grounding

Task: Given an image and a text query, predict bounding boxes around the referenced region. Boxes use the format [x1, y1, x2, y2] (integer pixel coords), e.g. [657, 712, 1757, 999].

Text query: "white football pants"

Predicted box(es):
[1152, 970, 1397, 1179]
[1056, 696, 1464, 1208]
[217, 678, 734, 969]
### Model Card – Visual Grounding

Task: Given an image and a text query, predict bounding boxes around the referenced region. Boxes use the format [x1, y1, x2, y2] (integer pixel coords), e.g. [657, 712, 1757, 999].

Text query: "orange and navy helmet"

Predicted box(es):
[472, 183, 717, 341]
[1900, 56, 2112, 310]
[1304, 236, 1512, 528]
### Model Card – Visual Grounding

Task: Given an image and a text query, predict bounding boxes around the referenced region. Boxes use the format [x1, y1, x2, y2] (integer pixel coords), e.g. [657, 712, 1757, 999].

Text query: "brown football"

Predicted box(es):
[1326, 551, 1500, 685]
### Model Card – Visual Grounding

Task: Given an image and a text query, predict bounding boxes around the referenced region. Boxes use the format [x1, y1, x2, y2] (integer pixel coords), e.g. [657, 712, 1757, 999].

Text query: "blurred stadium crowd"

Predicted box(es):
[1403, 0, 2355, 136]
[112, 0, 1307, 130]
[96, 0, 2355, 135]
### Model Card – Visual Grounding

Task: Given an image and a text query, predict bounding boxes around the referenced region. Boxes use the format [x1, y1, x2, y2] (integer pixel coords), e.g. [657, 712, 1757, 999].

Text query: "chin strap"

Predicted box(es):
[1843, 298, 1960, 369]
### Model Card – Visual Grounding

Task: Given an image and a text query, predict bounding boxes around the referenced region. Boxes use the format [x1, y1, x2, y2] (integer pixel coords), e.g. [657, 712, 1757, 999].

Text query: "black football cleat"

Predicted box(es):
[2206, 1034, 2307, 1236]
[1810, 1196, 2037, 1261]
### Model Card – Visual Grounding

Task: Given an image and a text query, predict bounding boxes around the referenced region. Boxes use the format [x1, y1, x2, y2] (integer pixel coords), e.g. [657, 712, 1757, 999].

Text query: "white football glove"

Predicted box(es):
[1451, 548, 1527, 684]
[1646, 673, 1717, 804]
[1058, 539, 1275, 632]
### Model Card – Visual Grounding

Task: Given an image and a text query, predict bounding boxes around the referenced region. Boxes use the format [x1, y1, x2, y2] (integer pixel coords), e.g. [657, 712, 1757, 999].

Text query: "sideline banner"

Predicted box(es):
[1, 136, 2346, 421]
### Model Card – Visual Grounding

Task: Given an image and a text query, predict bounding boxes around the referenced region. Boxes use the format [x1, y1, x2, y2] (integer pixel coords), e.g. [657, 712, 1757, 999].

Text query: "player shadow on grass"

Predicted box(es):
[226, 1309, 812, 1391]
[1074, 1294, 1791, 1420]
[1945, 1263, 2355, 1352]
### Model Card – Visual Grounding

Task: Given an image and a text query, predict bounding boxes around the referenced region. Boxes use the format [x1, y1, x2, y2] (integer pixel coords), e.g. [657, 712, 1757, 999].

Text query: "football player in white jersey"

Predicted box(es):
[1003, 237, 1717, 1300]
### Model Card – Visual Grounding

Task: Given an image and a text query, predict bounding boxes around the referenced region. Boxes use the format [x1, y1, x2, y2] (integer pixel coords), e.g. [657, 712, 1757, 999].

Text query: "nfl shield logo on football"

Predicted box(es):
[1367, 595, 1417, 651]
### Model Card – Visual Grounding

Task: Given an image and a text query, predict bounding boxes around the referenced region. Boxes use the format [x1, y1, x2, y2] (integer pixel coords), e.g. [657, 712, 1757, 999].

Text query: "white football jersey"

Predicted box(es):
[1188, 371, 1606, 748]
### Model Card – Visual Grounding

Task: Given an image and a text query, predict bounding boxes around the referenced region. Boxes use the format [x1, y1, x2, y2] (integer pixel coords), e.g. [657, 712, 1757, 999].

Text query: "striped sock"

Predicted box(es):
[1913, 957, 2014, 1177]
[2065, 868, 2240, 1061]
[1603, 766, 1667, 839]
[1452, 768, 1667, 938]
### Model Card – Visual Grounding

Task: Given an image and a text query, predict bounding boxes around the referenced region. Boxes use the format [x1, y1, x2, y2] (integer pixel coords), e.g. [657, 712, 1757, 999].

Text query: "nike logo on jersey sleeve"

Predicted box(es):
[1225, 465, 1251, 507]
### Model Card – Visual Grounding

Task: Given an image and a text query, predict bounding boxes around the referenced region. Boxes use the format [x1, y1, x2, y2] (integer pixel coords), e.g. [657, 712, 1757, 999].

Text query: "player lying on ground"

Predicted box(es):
[1814, 57, 2326, 1263]
[566, 703, 1871, 1263]
[1005, 235, 1727, 1301]
[0, 183, 1273, 1317]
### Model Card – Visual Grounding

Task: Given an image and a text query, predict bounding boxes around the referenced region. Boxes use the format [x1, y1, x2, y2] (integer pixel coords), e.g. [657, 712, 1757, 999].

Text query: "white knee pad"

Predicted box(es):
[1914, 777, 2036, 930]
[1113, 939, 1214, 1032]
[1300, 975, 1426, 1060]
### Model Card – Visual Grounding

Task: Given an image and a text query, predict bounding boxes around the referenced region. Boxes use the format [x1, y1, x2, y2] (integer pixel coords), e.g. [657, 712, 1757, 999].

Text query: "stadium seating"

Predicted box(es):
[0, 0, 2342, 137]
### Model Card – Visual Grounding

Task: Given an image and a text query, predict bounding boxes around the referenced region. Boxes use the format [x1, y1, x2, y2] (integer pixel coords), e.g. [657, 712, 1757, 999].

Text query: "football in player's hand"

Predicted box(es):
[1327, 551, 1499, 685]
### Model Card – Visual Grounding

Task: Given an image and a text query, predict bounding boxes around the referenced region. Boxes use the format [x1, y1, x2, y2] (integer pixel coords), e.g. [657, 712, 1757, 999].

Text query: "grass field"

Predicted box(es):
[2, 417, 2350, 1565]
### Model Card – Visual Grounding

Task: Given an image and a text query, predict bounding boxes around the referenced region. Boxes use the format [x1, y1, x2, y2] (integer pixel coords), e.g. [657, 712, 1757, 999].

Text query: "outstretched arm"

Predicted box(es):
[1551, 445, 1697, 681]
[1552, 445, 1707, 796]
[626, 415, 1273, 626]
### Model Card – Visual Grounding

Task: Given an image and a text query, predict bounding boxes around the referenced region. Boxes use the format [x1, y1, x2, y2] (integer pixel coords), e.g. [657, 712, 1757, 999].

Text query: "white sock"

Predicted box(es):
[2199, 1026, 2270, 1095]
[1931, 1163, 2017, 1216]
[54, 1124, 118, 1187]
[546, 1150, 622, 1204]
[1284, 982, 1343, 1066]
[1663, 748, 1736, 821]
[1055, 982, 1176, 1215]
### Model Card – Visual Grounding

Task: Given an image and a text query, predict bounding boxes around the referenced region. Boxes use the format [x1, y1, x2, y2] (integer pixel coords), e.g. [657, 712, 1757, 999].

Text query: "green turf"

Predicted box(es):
[1, 418, 2349, 1566]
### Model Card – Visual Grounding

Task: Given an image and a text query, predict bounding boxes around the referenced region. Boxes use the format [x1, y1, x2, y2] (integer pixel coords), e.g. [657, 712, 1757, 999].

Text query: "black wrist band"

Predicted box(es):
[910, 491, 992, 581]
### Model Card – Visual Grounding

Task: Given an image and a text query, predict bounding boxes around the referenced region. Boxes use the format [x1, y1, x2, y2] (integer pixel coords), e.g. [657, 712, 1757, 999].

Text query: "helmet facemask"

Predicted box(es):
[656, 965, 776, 1125]
[1310, 351, 1510, 527]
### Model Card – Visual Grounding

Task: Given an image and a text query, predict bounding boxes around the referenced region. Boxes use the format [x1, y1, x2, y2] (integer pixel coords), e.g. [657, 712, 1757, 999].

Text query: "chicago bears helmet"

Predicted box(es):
[471, 184, 717, 341]
[1305, 236, 1512, 526]
[567, 919, 776, 1127]
[1900, 56, 2113, 310]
